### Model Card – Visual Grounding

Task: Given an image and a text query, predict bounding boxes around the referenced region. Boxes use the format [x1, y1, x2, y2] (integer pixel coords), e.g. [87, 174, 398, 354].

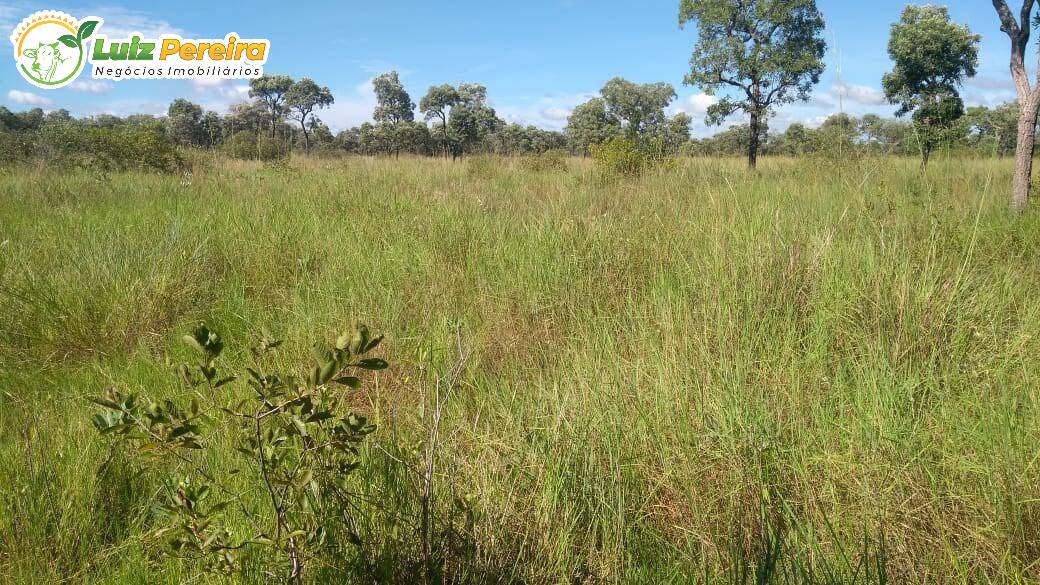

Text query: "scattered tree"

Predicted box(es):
[565, 98, 620, 156]
[285, 78, 335, 153]
[990, 0, 1040, 210]
[249, 74, 295, 138]
[600, 77, 676, 139]
[882, 5, 979, 169]
[420, 84, 461, 158]
[680, 0, 827, 168]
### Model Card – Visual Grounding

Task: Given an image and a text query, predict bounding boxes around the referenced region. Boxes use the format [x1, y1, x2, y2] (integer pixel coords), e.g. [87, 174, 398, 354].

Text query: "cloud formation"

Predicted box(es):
[829, 83, 886, 106]
[69, 80, 114, 94]
[6, 90, 51, 106]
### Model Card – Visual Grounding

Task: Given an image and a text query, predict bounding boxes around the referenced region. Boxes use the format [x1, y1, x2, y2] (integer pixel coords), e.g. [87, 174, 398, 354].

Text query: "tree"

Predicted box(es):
[372, 71, 415, 125]
[991, 0, 1040, 210]
[447, 85, 502, 158]
[166, 98, 204, 147]
[661, 112, 693, 155]
[565, 98, 621, 155]
[285, 78, 334, 153]
[882, 5, 979, 169]
[680, 0, 827, 168]
[372, 71, 416, 156]
[599, 77, 676, 139]
[419, 84, 461, 158]
[225, 101, 268, 137]
[249, 75, 294, 138]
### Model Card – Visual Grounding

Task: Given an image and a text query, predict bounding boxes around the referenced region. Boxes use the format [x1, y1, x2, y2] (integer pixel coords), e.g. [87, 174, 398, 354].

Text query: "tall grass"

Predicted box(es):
[1, 155, 1039, 583]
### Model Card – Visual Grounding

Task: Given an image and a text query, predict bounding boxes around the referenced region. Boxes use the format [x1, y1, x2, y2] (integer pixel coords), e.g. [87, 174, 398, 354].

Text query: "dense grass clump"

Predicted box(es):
[1, 156, 1039, 583]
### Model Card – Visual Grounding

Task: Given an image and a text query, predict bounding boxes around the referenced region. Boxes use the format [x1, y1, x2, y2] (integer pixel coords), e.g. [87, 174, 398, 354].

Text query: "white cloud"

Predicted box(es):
[192, 78, 250, 101]
[320, 78, 379, 131]
[672, 92, 719, 117]
[69, 80, 114, 94]
[495, 92, 595, 130]
[967, 75, 1015, 92]
[829, 83, 886, 106]
[540, 106, 571, 121]
[88, 5, 187, 38]
[6, 90, 51, 106]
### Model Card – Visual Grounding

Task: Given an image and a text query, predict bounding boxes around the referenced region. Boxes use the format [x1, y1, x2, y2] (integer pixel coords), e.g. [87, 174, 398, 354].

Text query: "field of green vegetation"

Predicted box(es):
[2, 156, 1040, 583]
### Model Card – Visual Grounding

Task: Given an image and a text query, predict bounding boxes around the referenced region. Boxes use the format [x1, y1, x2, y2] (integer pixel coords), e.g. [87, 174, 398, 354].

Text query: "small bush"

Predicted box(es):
[223, 130, 287, 161]
[590, 137, 667, 177]
[90, 323, 388, 581]
[517, 150, 568, 172]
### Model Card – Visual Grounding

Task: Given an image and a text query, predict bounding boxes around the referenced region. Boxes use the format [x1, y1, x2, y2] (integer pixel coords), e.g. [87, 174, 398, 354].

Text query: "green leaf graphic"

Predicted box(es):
[57, 34, 78, 49]
[77, 20, 99, 41]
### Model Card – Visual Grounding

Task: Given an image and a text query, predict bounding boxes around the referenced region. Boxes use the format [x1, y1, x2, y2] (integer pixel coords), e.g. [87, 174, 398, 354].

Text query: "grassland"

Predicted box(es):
[1, 155, 1039, 583]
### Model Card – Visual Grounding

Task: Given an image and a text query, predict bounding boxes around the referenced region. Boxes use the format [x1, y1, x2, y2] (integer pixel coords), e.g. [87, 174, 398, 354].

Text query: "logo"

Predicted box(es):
[10, 11, 101, 89]
[11, 10, 270, 89]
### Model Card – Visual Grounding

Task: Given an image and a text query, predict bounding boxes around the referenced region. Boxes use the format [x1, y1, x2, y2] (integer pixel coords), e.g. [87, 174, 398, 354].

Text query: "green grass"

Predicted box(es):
[2, 155, 1040, 583]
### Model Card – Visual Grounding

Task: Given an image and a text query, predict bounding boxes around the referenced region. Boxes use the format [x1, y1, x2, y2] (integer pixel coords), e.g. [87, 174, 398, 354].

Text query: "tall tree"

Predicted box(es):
[882, 5, 979, 169]
[565, 98, 621, 155]
[419, 84, 461, 158]
[285, 78, 334, 153]
[447, 84, 502, 158]
[372, 71, 416, 156]
[991, 1, 1040, 211]
[599, 78, 676, 139]
[373, 71, 415, 125]
[680, 0, 826, 168]
[249, 75, 295, 138]
[660, 112, 693, 155]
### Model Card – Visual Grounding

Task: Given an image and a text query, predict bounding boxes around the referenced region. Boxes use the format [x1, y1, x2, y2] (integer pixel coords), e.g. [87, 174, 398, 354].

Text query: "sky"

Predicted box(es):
[0, 1, 1026, 136]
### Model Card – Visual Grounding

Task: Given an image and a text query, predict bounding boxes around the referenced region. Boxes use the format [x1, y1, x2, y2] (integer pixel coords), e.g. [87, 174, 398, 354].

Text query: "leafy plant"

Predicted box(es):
[90, 322, 388, 582]
[590, 136, 670, 177]
[57, 20, 99, 51]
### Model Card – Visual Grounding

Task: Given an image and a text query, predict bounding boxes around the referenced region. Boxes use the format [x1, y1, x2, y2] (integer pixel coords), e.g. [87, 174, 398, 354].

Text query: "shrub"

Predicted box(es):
[34, 122, 184, 173]
[90, 323, 388, 582]
[0, 129, 34, 165]
[517, 149, 568, 172]
[223, 130, 287, 161]
[590, 137, 667, 177]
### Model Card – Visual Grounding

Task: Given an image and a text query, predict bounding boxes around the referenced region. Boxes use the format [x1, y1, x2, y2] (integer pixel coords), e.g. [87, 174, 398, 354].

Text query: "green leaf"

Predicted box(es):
[356, 358, 388, 371]
[318, 360, 338, 384]
[87, 396, 123, 410]
[214, 376, 237, 388]
[77, 20, 99, 40]
[333, 376, 360, 388]
[57, 35, 78, 49]
[305, 411, 333, 423]
[365, 334, 384, 352]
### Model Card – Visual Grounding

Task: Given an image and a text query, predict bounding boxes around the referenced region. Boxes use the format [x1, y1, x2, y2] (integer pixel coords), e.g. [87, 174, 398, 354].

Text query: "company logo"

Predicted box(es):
[10, 11, 100, 89]
[11, 10, 270, 89]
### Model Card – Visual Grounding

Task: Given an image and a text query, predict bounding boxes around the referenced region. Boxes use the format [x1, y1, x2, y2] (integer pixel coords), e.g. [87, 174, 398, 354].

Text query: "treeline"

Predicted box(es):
[0, 71, 1027, 169]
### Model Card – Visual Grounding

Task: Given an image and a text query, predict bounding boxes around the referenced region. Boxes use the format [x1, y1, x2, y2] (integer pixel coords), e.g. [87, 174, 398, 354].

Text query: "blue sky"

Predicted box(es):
[0, 1, 1025, 136]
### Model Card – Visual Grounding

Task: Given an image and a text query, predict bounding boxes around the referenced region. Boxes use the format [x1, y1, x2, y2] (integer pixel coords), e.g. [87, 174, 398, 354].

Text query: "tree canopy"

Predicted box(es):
[882, 5, 979, 166]
[680, 0, 826, 167]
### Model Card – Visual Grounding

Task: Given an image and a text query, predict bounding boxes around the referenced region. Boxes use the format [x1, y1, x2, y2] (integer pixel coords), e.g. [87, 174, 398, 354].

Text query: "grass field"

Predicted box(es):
[2, 155, 1040, 583]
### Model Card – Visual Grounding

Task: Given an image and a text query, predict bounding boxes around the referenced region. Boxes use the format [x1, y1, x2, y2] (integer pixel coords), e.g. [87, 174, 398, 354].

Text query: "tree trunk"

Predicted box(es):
[300, 117, 310, 153]
[1012, 98, 1040, 212]
[748, 109, 760, 169]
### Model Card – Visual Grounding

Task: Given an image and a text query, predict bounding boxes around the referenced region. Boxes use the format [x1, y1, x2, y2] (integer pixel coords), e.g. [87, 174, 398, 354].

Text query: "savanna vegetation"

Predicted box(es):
[4, 0, 1040, 583]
